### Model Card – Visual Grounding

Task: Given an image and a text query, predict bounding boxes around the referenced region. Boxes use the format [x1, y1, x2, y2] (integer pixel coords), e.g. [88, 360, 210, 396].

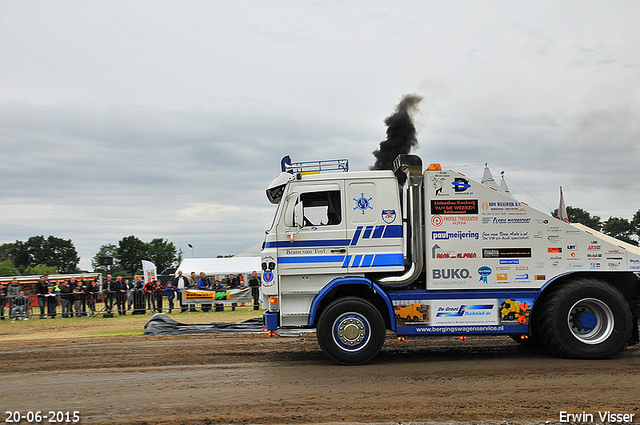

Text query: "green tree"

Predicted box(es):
[0, 236, 79, 273]
[602, 217, 638, 246]
[0, 259, 19, 277]
[117, 236, 148, 275]
[551, 206, 602, 230]
[632, 209, 640, 239]
[146, 238, 182, 273]
[25, 264, 58, 276]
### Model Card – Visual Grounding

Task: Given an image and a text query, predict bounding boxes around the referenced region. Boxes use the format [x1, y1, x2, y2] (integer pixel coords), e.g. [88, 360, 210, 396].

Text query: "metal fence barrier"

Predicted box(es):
[0, 290, 261, 321]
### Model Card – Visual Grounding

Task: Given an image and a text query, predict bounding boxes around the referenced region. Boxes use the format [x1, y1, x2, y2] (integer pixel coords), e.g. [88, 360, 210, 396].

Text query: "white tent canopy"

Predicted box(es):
[174, 257, 261, 277]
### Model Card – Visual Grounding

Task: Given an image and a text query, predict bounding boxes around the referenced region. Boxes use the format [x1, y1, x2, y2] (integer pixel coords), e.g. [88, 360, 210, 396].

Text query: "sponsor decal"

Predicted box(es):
[535, 262, 545, 268]
[630, 265, 640, 270]
[534, 275, 546, 280]
[608, 262, 621, 269]
[629, 258, 640, 263]
[432, 214, 478, 226]
[566, 264, 584, 269]
[435, 304, 493, 318]
[548, 247, 562, 253]
[481, 201, 525, 212]
[515, 266, 529, 271]
[566, 229, 582, 235]
[590, 262, 602, 269]
[515, 274, 529, 280]
[432, 230, 480, 241]
[566, 244, 577, 250]
[483, 248, 532, 258]
[431, 174, 448, 196]
[431, 199, 478, 215]
[353, 193, 373, 215]
[431, 244, 477, 259]
[587, 244, 601, 250]
[499, 259, 520, 265]
[432, 268, 471, 279]
[497, 273, 508, 281]
[587, 253, 602, 259]
[567, 252, 582, 261]
[534, 230, 544, 239]
[262, 270, 274, 285]
[381, 209, 396, 224]
[452, 178, 472, 192]
[482, 217, 532, 225]
[481, 231, 529, 241]
[478, 266, 492, 284]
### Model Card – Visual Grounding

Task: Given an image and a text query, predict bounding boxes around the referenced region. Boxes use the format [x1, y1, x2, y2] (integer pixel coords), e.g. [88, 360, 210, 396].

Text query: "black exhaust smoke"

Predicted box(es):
[371, 94, 422, 180]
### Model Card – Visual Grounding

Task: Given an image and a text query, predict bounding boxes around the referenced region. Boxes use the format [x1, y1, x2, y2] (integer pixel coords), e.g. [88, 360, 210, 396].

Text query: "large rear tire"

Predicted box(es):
[537, 278, 632, 359]
[316, 297, 386, 365]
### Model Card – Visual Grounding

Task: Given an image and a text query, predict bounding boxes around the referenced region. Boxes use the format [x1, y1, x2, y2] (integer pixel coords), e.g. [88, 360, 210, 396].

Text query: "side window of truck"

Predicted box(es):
[300, 191, 341, 227]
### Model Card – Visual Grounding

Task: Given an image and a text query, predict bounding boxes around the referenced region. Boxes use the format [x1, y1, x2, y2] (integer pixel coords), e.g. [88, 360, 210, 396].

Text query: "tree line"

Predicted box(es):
[552, 207, 640, 246]
[0, 235, 182, 277]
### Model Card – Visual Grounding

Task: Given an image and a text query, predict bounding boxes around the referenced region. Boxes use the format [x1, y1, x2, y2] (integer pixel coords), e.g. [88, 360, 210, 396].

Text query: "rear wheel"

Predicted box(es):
[316, 297, 385, 365]
[537, 278, 632, 359]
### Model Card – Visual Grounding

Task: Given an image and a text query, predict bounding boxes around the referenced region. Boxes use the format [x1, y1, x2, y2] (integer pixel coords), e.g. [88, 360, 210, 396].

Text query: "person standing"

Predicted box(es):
[126, 277, 136, 310]
[197, 272, 211, 312]
[36, 275, 49, 319]
[164, 280, 177, 313]
[248, 271, 261, 311]
[113, 276, 127, 315]
[153, 280, 164, 313]
[188, 272, 198, 312]
[46, 285, 58, 318]
[85, 279, 98, 315]
[103, 275, 114, 312]
[228, 273, 239, 311]
[7, 278, 21, 314]
[0, 283, 7, 320]
[73, 281, 85, 317]
[59, 280, 73, 318]
[142, 278, 155, 312]
[173, 271, 189, 313]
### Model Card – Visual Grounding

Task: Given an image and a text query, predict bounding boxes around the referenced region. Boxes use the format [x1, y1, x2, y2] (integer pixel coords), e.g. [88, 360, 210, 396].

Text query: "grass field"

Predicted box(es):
[0, 308, 264, 342]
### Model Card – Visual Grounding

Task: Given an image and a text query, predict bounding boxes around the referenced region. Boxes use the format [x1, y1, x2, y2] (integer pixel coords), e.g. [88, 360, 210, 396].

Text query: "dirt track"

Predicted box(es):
[1, 332, 639, 425]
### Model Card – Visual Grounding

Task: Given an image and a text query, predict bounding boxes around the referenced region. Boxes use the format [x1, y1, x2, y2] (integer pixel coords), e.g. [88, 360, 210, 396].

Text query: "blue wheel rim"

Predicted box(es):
[332, 312, 371, 352]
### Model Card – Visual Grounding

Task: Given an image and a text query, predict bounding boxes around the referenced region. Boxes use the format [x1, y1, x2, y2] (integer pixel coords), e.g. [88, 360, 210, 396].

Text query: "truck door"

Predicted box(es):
[345, 179, 405, 273]
[276, 183, 348, 275]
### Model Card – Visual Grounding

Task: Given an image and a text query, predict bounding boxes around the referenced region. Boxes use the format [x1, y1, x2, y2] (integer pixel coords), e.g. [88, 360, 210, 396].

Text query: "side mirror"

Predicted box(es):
[284, 194, 298, 227]
[294, 201, 303, 228]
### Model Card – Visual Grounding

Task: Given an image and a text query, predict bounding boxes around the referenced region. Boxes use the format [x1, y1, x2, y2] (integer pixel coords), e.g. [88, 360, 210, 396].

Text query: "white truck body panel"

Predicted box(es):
[424, 169, 640, 290]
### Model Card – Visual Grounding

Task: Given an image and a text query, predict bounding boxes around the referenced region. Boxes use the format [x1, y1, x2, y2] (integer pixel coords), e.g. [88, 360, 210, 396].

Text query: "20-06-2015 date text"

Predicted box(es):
[5, 411, 80, 423]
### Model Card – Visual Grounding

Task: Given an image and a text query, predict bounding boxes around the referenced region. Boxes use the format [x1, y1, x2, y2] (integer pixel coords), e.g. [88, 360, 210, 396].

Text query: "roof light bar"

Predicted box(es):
[281, 155, 349, 174]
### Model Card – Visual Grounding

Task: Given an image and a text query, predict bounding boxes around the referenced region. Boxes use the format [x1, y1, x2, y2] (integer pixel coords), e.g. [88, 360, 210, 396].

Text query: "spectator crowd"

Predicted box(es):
[0, 270, 262, 321]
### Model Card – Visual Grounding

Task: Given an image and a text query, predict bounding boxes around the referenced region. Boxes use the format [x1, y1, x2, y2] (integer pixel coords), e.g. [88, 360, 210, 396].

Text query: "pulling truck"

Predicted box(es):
[260, 154, 640, 364]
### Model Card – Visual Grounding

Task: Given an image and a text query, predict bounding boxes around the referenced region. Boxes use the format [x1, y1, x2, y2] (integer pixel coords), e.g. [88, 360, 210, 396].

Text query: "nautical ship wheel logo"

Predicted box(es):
[353, 193, 373, 215]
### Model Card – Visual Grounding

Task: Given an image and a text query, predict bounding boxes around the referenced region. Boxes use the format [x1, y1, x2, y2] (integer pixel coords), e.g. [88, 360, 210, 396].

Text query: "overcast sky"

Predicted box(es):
[1, 1, 639, 271]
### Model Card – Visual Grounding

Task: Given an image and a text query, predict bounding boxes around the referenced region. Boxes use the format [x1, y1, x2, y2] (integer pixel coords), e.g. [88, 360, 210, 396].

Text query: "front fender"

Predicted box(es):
[308, 276, 395, 331]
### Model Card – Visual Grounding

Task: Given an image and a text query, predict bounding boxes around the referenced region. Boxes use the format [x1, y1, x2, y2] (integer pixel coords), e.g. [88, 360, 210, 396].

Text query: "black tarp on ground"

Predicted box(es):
[143, 313, 266, 335]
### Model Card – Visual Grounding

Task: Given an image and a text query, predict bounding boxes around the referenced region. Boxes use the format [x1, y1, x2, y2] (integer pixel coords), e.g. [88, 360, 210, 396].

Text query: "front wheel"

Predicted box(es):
[537, 278, 632, 359]
[316, 297, 386, 365]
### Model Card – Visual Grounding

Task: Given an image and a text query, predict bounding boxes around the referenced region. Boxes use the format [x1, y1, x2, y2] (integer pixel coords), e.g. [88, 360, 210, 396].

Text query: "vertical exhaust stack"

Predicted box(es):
[379, 154, 424, 287]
